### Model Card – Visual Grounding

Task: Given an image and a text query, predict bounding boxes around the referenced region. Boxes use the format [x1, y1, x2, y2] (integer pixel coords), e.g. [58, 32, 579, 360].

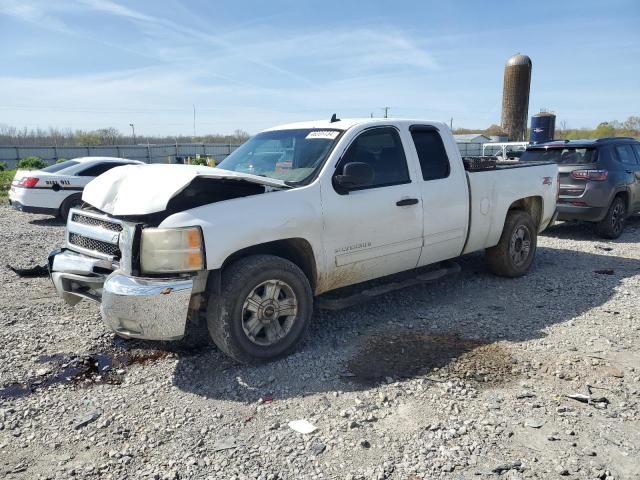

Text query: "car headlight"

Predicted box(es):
[140, 226, 205, 273]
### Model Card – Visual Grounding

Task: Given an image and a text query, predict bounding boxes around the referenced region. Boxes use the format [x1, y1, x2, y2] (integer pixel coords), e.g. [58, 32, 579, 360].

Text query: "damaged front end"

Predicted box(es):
[48, 168, 289, 341]
[49, 208, 204, 341]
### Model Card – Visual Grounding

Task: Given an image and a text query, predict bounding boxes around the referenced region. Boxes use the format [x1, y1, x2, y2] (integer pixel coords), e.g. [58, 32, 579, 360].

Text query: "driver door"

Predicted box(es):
[319, 126, 423, 292]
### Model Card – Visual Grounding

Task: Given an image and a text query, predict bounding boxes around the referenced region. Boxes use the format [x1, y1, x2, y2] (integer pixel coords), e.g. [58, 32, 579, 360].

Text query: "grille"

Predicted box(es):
[71, 213, 123, 232]
[68, 232, 121, 258]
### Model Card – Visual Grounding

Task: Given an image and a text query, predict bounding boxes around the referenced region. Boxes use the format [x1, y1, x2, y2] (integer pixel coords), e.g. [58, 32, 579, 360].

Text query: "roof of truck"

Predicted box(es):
[266, 118, 447, 132]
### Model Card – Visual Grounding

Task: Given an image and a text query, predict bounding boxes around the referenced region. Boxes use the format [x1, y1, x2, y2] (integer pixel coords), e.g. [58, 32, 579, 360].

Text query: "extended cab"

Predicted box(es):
[48, 119, 558, 363]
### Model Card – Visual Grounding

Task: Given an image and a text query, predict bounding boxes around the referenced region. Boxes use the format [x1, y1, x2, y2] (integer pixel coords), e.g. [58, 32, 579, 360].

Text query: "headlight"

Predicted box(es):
[140, 226, 204, 273]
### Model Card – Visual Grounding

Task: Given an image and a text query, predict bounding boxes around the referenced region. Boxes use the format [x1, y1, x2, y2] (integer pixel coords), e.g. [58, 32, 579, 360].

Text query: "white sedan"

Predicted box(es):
[9, 157, 144, 219]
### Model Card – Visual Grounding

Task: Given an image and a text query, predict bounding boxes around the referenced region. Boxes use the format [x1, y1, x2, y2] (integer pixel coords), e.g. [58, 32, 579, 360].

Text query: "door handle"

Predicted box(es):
[625, 169, 633, 174]
[396, 198, 419, 206]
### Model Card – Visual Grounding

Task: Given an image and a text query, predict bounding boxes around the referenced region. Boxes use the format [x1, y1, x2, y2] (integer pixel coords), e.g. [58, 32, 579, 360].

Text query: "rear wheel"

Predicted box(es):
[59, 193, 83, 221]
[486, 210, 537, 277]
[595, 196, 626, 239]
[206, 255, 313, 364]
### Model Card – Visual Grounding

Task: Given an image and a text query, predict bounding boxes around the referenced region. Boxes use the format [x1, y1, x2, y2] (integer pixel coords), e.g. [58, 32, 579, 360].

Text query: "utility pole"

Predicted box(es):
[381, 106, 390, 118]
[450, 117, 453, 130]
[129, 123, 136, 144]
[193, 104, 196, 139]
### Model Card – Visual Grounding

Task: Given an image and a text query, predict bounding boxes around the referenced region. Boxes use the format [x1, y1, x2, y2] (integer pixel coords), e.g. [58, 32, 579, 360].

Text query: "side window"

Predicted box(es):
[410, 128, 451, 180]
[77, 162, 126, 177]
[336, 127, 410, 188]
[614, 145, 637, 165]
[631, 144, 640, 164]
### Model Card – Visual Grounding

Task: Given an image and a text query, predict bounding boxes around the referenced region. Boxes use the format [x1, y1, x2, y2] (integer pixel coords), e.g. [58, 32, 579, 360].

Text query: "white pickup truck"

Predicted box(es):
[49, 118, 558, 363]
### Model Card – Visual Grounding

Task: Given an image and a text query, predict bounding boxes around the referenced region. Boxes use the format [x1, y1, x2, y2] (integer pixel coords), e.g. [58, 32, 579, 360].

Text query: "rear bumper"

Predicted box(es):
[49, 249, 194, 341]
[9, 199, 59, 216]
[557, 203, 607, 222]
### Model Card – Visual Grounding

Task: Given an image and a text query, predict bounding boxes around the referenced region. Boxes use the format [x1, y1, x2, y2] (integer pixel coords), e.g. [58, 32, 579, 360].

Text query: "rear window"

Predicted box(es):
[41, 160, 80, 173]
[520, 147, 597, 165]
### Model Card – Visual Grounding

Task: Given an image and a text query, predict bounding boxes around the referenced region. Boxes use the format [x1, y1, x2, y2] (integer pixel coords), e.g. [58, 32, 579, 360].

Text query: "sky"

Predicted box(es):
[0, 0, 638, 136]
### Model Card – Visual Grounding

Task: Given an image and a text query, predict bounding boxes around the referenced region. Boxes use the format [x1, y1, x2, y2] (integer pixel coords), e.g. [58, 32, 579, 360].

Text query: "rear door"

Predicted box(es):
[320, 126, 423, 291]
[408, 125, 469, 266]
[619, 144, 640, 211]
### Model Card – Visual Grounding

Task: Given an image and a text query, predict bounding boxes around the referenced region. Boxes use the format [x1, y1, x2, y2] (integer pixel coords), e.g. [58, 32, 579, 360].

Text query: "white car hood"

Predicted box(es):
[82, 164, 288, 216]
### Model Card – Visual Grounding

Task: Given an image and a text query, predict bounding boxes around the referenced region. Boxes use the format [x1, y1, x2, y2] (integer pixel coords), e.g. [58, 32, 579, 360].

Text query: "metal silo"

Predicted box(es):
[501, 54, 532, 141]
[530, 111, 556, 144]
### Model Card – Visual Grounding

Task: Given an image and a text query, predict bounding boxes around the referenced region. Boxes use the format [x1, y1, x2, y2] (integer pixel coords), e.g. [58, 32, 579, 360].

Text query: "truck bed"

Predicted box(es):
[461, 158, 558, 255]
[462, 156, 553, 172]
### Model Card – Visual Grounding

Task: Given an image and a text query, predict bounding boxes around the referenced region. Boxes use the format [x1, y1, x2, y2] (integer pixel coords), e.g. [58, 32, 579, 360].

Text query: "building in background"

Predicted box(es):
[454, 133, 492, 156]
[501, 54, 532, 142]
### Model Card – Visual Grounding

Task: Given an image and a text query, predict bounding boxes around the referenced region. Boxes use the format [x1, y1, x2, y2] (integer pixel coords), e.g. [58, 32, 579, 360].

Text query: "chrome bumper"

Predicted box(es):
[49, 249, 193, 341]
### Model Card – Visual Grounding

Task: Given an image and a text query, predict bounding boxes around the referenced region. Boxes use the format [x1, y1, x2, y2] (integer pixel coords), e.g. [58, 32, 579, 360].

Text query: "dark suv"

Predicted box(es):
[520, 137, 640, 238]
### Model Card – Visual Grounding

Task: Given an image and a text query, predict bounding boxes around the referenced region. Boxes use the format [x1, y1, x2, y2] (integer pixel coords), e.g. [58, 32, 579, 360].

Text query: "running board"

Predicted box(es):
[317, 260, 461, 311]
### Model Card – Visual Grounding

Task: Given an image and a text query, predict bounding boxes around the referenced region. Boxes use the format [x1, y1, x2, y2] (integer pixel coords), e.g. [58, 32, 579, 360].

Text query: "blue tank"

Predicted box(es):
[530, 112, 556, 144]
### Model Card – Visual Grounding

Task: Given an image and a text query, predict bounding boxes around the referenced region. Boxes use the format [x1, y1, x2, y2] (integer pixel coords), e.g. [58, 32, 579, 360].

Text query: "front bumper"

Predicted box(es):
[49, 249, 194, 340]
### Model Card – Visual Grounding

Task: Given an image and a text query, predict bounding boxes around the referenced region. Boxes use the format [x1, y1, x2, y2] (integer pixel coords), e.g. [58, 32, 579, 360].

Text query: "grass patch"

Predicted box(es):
[0, 170, 16, 202]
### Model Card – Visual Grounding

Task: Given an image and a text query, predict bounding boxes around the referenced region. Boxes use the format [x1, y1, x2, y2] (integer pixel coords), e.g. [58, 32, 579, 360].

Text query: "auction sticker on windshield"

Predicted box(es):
[306, 131, 340, 140]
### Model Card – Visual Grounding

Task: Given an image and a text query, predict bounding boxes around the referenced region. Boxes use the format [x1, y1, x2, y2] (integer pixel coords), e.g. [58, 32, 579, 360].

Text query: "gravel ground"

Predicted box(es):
[0, 203, 639, 480]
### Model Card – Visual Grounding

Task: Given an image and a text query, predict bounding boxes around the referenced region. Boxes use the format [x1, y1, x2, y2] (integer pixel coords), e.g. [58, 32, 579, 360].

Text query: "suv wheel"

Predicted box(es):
[595, 196, 626, 239]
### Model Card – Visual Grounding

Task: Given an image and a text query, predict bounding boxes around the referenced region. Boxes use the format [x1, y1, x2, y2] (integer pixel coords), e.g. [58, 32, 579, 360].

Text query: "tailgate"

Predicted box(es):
[558, 163, 597, 197]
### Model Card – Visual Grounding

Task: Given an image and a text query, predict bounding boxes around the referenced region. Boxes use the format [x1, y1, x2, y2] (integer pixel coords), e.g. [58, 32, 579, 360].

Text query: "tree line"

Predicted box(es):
[0, 125, 251, 146]
[454, 116, 640, 140]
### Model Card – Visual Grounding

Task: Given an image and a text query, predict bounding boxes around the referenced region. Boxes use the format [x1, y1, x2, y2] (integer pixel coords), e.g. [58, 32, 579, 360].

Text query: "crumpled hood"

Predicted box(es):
[82, 164, 287, 216]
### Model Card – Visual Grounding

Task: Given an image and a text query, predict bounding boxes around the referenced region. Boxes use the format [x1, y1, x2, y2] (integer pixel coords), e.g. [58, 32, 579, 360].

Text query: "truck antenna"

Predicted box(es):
[330, 113, 340, 123]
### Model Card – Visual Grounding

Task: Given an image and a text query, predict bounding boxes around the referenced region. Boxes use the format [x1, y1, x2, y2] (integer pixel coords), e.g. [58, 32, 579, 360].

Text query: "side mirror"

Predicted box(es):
[334, 162, 374, 192]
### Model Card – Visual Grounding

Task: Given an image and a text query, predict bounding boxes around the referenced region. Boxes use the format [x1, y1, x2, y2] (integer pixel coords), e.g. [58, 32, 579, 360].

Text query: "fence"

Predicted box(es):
[0, 143, 242, 169]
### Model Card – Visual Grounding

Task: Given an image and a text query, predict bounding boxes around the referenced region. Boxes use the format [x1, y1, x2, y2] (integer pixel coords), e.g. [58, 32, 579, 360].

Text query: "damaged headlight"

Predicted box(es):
[140, 226, 205, 273]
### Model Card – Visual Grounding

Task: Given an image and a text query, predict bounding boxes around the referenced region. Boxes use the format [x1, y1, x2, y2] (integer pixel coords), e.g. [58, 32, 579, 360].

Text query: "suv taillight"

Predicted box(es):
[571, 169, 608, 181]
[20, 177, 40, 188]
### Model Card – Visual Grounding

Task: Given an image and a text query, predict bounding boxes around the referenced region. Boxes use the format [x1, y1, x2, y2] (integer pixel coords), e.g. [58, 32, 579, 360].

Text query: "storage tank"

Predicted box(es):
[501, 54, 532, 142]
[530, 111, 556, 144]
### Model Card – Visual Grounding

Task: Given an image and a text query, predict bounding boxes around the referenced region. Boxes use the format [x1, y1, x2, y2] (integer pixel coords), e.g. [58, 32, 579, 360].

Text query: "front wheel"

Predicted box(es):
[206, 255, 313, 364]
[486, 210, 537, 277]
[595, 196, 626, 239]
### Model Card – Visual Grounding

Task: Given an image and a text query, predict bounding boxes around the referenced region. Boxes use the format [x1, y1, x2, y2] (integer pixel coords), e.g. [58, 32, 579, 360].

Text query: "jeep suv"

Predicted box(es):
[520, 137, 640, 238]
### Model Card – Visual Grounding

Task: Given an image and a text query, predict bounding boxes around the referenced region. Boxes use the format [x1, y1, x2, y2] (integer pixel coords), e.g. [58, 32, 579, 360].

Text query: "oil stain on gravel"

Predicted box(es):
[347, 333, 515, 386]
[0, 348, 173, 400]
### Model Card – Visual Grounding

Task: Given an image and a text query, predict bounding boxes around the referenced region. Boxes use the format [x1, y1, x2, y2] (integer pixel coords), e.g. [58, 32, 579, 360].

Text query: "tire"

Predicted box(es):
[206, 255, 313, 364]
[486, 210, 537, 277]
[595, 196, 626, 239]
[59, 193, 83, 221]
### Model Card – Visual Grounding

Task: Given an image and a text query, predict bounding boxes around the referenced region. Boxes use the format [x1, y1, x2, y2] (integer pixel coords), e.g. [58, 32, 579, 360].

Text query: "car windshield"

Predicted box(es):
[216, 129, 342, 184]
[520, 147, 596, 164]
[41, 160, 80, 173]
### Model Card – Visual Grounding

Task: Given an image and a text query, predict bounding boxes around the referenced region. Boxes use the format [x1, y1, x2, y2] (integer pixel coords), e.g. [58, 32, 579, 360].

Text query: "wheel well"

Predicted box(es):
[508, 196, 543, 227]
[221, 238, 317, 291]
[613, 190, 629, 209]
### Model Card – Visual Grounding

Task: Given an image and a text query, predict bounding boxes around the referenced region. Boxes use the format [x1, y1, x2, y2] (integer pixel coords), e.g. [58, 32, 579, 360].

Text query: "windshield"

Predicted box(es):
[216, 129, 342, 184]
[41, 160, 80, 173]
[520, 147, 596, 164]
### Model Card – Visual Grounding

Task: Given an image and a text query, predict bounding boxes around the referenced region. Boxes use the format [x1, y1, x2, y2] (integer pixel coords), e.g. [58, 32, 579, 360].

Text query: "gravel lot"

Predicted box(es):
[0, 203, 639, 480]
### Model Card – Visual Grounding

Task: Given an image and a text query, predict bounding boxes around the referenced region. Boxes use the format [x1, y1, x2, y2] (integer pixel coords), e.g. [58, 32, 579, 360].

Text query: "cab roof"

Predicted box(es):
[71, 157, 143, 163]
[265, 118, 447, 132]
